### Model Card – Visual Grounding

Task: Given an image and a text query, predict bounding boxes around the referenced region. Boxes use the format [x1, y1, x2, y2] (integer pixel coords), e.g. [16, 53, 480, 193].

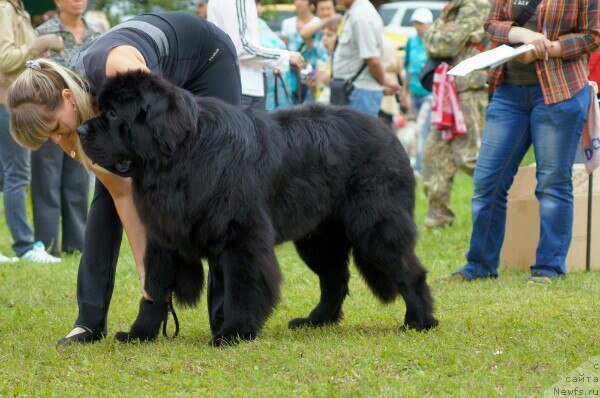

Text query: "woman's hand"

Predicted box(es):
[32, 34, 64, 53]
[289, 51, 306, 70]
[326, 13, 343, 24]
[383, 79, 402, 96]
[508, 27, 551, 59]
[515, 50, 538, 64]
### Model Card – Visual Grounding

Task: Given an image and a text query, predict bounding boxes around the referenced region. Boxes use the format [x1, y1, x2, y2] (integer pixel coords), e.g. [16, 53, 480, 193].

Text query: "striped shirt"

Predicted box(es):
[208, 0, 290, 97]
[485, 0, 600, 104]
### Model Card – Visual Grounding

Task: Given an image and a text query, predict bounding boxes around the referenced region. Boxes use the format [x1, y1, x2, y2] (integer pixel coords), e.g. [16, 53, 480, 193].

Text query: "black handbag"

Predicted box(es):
[418, 57, 452, 93]
[330, 63, 367, 106]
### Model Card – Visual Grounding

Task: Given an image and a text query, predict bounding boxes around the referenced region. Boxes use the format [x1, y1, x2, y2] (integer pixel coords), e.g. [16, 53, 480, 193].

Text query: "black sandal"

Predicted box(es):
[56, 326, 103, 347]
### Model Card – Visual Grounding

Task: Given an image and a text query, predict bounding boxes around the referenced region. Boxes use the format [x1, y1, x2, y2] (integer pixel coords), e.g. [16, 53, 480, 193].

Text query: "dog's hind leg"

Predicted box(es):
[115, 240, 176, 343]
[347, 209, 438, 331]
[289, 221, 351, 329]
[211, 216, 282, 346]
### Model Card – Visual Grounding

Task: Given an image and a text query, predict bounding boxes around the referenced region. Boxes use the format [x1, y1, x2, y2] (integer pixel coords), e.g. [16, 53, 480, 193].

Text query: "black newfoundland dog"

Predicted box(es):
[78, 71, 438, 345]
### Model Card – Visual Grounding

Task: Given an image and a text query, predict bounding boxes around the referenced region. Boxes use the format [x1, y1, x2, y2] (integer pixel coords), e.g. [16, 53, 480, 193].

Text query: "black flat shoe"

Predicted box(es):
[57, 328, 103, 347]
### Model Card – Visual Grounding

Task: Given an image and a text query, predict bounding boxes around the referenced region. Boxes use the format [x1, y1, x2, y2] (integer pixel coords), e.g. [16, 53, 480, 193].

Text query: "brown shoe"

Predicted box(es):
[440, 272, 467, 282]
[424, 217, 454, 229]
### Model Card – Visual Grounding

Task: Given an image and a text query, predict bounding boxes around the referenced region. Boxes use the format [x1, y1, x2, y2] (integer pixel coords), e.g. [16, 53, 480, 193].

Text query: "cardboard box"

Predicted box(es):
[500, 164, 600, 272]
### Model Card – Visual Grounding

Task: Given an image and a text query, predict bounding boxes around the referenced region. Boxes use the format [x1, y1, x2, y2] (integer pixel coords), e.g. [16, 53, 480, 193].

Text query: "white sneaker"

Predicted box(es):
[0, 252, 19, 264]
[21, 242, 61, 264]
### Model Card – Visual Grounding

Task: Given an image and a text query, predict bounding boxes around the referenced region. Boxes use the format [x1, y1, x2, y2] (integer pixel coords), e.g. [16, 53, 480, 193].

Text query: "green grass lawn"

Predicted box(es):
[0, 174, 598, 397]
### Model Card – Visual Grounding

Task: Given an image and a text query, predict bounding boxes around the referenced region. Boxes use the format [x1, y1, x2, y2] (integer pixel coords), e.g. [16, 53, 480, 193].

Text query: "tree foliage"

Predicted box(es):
[93, 0, 193, 25]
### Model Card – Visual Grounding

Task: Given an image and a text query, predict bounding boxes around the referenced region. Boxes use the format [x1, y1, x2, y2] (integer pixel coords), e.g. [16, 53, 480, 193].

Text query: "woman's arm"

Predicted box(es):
[299, 14, 342, 41]
[105, 45, 151, 76]
[556, 0, 599, 60]
[489, 0, 598, 60]
[485, 0, 551, 56]
[93, 169, 151, 299]
[508, 27, 552, 59]
[484, 0, 516, 45]
[515, 40, 562, 64]
[95, 47, 152, 297]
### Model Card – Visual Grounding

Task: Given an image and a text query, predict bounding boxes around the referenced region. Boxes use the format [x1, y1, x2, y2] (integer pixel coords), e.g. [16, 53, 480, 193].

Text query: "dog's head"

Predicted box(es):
[78, 70, 198, 177]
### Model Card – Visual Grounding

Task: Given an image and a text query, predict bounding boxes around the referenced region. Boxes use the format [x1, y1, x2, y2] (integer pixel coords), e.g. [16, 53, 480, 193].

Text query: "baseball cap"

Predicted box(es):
[411, 8, 434, 24]
[193, 0, 208, 5]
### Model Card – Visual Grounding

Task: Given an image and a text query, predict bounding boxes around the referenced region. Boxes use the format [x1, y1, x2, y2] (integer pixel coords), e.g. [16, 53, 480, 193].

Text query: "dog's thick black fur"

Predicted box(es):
[78, 71, 438, 345]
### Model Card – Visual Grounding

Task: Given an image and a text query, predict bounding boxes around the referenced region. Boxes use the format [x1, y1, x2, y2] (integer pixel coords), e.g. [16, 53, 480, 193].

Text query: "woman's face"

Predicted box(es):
[47, 90, 79, 156]
[316, 1, 335, 19]
[294, 0, 311, 13]
[322, 28, 337, 53]
[54, 0, 87, 17]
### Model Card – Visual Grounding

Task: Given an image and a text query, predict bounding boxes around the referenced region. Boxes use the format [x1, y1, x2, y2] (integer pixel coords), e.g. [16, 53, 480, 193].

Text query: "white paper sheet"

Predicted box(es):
[448, 44, 536, 76]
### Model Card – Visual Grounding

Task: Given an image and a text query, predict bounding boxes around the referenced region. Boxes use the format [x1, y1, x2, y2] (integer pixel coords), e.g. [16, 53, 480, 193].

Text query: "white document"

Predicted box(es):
[448, 44, 536, 76]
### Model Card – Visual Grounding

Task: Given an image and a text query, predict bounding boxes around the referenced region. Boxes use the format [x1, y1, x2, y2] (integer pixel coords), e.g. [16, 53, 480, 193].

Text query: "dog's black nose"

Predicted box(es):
[76, 125, 89, 139]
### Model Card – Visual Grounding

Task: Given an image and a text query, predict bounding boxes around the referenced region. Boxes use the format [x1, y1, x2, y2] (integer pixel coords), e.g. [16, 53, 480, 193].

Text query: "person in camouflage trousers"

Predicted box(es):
[31, 4, 100, 254]
[421, 0, 490, 228]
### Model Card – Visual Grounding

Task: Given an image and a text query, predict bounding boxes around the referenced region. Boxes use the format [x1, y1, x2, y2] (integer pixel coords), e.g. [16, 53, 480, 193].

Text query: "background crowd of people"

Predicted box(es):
[0, 0, 598, 284]
[0, 0, 597, 350]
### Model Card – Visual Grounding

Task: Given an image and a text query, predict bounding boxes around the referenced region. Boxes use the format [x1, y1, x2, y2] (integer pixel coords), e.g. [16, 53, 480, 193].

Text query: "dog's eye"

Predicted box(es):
[115, 159, 132, 174]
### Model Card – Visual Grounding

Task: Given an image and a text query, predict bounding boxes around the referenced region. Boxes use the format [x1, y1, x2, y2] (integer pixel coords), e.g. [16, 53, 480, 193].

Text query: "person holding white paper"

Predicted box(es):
[444, 0, 599, 283]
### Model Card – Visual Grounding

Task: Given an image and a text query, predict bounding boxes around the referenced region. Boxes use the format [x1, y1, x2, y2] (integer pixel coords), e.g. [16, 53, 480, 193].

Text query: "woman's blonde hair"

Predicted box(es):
[7, 58, 95, 168]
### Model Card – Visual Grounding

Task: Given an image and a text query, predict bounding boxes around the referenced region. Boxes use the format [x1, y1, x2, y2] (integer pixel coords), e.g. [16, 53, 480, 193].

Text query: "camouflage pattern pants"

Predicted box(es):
[422, 89, 488, 227]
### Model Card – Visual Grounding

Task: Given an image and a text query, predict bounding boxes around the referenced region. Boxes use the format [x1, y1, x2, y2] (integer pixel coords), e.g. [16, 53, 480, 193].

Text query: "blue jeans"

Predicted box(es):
[0, 105, 34, 256]
[349, 88, 384, 117]
[460, 84, 590, 279]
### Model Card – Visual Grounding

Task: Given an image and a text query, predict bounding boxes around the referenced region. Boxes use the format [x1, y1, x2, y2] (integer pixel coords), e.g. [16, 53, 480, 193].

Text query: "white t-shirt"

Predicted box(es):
[280, 15, 320, 51]
[332, 0, 384, 91]
[208, 0, 290, 97]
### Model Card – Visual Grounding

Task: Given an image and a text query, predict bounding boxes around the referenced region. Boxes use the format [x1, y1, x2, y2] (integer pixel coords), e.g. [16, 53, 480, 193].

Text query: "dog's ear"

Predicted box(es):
[145, 88, 198, 157]
[99, 72, 198, 157]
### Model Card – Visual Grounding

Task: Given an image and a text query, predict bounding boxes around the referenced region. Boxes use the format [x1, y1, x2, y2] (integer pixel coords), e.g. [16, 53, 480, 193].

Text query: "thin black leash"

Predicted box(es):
[162, 301, 180, 338]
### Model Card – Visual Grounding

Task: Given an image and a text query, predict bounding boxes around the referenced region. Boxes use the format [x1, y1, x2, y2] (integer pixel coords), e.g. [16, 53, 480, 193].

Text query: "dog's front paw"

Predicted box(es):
[288, 316, 338, 329]
[401, 317, 439, 332]
[115, 330, 158, 343]
[288, 317, 315, 329]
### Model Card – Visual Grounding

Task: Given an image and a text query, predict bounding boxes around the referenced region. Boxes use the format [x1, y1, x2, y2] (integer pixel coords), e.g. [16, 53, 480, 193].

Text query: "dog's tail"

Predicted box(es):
[174, 258, 204, 307]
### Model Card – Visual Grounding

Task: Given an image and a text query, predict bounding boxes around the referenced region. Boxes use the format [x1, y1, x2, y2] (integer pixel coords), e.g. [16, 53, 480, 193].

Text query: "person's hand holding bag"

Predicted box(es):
[31, 34, 64, 53]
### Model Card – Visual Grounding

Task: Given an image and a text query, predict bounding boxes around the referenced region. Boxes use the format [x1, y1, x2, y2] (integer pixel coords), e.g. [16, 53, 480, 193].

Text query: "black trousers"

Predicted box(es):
[31, 141, 89, 255]
[74, 31, 241, 335]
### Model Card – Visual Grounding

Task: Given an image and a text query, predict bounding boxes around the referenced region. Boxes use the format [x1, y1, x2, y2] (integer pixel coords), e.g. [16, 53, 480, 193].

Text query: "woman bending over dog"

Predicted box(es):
[6, 11, 298, 346]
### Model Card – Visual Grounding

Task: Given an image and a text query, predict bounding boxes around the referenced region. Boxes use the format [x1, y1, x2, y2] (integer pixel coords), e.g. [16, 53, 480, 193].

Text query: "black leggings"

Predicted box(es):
[74, 31, 241, 335]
